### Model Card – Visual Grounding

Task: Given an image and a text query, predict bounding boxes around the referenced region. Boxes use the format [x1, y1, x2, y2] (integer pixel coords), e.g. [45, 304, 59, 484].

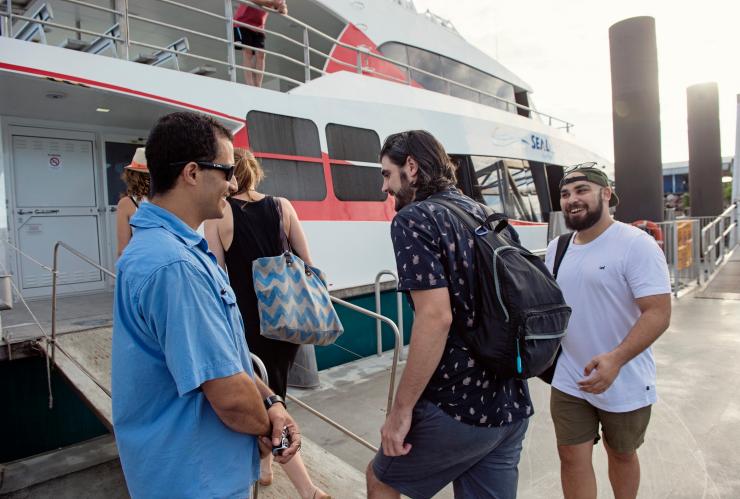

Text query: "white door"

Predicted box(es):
[11, 133, 104, 298]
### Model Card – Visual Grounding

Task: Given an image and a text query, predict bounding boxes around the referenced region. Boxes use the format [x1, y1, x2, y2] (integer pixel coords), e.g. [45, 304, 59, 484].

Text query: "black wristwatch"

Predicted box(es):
[264, 394, 286, 411]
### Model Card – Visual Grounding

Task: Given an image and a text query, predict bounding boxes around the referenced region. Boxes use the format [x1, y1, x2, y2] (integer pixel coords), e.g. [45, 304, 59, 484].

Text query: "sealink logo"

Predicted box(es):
[529, 134, 552, 152]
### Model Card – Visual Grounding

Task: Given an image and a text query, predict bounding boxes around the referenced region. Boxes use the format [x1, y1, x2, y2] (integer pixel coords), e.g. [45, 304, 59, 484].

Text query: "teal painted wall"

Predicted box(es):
[316, 290, 412, 370]
[0, 357, 109, 463]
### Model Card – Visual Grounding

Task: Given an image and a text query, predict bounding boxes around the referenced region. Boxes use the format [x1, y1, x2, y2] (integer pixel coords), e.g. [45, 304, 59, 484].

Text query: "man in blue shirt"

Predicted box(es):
[112, 111, 301, 498]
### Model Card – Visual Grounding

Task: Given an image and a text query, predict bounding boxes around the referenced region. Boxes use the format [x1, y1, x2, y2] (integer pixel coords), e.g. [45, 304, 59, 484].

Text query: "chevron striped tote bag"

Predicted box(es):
[251, 199, 344, 346]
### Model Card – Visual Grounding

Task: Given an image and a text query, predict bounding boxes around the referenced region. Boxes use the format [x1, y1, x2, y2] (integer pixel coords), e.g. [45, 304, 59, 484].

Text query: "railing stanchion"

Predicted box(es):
[3, 0, 11, 38]
[122, 0, 131, 60]
[225, 0, 236, 82]
[302, 26, 311, 82]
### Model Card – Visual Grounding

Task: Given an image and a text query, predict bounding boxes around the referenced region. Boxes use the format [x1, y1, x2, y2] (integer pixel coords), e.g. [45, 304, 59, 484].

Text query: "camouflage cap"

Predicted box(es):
[559, 163, 619, 207]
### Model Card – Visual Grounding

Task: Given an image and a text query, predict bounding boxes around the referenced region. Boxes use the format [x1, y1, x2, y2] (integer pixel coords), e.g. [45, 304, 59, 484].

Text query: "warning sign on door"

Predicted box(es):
[48, 154, 62, 169]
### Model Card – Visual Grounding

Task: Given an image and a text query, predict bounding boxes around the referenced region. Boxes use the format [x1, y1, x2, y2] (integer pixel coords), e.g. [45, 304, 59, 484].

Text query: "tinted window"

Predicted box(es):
[407, 46, 448, 94]
[326, 124, 381, 163]
[379, 42, 409, 80]
[259, 159, 326, 201]
[105, 142, 141, 204]
[471, 156, 505, 214]
[247, 111, 321, 157]
[330, 164, 386, 202]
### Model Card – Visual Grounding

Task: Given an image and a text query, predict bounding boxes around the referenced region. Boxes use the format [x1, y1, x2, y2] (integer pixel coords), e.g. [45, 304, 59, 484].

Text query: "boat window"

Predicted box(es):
[471, 156, 505, 214]
[470, 156, 543, 221]
[378, 42, 519, 114]
[330, 164, 387, 202]
[507, 160, 542, 222]
[246, 111, 321, 157]
[326, 124, 386, 202]
[105, 142, 141, 205]
[407, 46, 449, 94]
[326, 124, 381, 162]
[258, 159, 326, 201]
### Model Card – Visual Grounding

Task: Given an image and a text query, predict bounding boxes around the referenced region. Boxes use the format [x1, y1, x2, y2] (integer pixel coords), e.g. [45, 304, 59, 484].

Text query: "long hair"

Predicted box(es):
[380, 130, 456, 199]
[233, 148, 264, 195]
[121, 169, 150, 199]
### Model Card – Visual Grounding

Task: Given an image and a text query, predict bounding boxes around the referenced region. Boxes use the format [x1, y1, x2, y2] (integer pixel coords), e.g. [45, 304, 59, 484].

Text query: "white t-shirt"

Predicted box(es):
[545, 221, 671, 412]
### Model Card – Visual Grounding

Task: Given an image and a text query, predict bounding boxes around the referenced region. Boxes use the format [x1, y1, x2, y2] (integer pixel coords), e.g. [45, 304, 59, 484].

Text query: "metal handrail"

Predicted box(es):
[50, 241, 114, 364]
[699, 203, 737, 281]
[1, 0, 574, 130]
[330, 295, 402, 416]
[374, 270, 404, 358]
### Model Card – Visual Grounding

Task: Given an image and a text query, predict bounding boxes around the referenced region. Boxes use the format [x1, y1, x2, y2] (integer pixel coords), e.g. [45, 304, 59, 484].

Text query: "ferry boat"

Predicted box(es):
[0, 0, 612, 489]
[0, 0, 610, 301]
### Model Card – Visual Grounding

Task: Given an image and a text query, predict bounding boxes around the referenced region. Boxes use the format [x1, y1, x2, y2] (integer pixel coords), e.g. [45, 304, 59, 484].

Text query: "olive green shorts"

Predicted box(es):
[550, 387, 652, 454]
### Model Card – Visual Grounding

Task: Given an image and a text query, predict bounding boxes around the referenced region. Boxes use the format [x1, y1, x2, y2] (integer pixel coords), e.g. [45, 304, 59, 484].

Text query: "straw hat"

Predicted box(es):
[124, 147, 149, 173]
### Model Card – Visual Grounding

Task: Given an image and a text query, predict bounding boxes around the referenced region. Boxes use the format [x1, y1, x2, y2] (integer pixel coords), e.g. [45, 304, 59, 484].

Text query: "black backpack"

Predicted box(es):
[429, 196, 572, 379]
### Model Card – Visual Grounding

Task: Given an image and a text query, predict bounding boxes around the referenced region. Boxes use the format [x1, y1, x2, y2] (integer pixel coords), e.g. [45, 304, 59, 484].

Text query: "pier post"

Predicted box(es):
[609, 16, 664, 222]
[687, 83, 723, 217]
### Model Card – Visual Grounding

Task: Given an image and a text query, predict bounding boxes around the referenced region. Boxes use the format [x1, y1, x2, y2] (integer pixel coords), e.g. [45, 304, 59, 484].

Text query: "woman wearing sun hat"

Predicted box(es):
[116, 147, 150, 256]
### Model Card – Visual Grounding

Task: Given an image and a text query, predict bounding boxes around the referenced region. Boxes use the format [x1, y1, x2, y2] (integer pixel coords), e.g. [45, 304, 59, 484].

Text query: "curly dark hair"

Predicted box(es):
[145, 112, 233, 196]
[121, 169, 150, 199]
[380, 130, 456, 199]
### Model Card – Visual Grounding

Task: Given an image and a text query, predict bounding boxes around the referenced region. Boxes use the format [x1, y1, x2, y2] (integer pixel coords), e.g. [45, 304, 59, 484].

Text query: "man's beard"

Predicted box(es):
[564, 195, 604, 231]
[392, 171, 416, 211]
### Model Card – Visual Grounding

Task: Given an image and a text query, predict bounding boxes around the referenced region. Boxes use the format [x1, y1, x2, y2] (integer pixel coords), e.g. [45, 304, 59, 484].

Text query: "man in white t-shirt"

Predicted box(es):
[545, 164, 671, 499]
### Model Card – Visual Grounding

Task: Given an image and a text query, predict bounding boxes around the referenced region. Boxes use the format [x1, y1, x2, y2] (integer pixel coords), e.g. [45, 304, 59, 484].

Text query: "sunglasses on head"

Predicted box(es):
[169, 161, 235, 181]
[563, 161, 599, 175]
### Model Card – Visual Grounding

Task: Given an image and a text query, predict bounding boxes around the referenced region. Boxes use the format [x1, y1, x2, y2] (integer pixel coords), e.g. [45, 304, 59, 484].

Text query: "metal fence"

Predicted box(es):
[0, 0, 574, 131]
[654, 203, 738, 295]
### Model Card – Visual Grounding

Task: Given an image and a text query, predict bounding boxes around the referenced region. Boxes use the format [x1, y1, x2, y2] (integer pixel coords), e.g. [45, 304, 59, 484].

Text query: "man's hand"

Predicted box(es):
[578, 351, 622, 394]
[380, 407, 413, 457]
[259, 404, 302, 464]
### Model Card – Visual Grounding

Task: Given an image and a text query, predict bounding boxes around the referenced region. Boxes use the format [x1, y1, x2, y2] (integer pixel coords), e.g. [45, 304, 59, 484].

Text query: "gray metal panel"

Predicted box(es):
[687, 82, 723, 217]
[609, 16, 664, 222]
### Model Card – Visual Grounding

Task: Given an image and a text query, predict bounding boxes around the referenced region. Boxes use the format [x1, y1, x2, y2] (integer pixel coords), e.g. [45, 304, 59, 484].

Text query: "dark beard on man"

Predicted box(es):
[564, 195, 604, 231]
[393, 170, 416, 211]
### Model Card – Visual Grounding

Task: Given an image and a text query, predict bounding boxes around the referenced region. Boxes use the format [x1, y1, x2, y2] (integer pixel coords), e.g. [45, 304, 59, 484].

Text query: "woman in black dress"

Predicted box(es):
[205, 148, 329, 499]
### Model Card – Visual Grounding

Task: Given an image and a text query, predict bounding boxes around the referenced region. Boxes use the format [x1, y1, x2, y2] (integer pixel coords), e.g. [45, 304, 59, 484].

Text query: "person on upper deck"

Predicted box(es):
[116, 147, 150, 256]
[545, 164, 671, 499]
[205, 148, 330, 499]
[233, 0, 287, 87]
[112, 112, 301, 498]
[366, 130, 532, 499]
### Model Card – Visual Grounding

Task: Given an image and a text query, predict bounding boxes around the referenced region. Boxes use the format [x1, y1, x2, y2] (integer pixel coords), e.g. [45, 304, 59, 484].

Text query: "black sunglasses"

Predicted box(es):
[169, 161, 235, 181]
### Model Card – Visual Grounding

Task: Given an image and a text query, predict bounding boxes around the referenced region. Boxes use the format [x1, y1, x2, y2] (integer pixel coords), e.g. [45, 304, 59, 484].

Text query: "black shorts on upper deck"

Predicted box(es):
[234, 27, 265, 50]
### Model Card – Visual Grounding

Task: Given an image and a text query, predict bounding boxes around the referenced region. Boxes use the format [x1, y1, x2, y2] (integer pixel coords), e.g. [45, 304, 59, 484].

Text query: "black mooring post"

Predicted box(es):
[687, 82, 723, 217]
[609, 16, 664, 223]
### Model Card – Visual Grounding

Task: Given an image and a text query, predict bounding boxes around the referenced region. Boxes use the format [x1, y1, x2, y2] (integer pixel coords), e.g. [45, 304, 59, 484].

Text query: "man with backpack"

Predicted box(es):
[366, 130, 539, 499]
[545, 164, 671, 499]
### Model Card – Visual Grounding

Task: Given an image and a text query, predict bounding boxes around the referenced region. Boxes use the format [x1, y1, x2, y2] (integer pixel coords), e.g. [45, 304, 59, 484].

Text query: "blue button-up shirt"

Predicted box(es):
[112, 202, 259, 499]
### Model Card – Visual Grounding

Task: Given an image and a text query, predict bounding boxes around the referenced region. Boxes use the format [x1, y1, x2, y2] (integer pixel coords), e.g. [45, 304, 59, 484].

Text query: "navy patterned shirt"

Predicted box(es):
[391, 188, 533, 427]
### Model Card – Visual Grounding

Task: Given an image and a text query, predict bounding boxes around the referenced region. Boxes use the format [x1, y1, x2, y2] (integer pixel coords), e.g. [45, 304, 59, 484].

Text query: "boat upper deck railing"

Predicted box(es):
[0, 0, 574, 132]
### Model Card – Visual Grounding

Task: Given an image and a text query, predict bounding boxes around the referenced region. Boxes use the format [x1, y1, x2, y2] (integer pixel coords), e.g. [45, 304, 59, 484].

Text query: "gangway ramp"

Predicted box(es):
[696, 247, 740, 299]
[46, 326, 365, 498]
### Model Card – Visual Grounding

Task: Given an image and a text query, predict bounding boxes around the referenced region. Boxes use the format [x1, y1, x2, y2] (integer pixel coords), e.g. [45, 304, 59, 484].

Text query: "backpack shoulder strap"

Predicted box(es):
[427, 196, 479, 232]
[429, 196, 508, 234]
[552, 233, 573, 280]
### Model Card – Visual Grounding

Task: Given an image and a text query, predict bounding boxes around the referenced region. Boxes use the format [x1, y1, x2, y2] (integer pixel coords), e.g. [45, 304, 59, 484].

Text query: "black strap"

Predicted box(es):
[129, 195, 139, 208]
[552, 233, 572, 279]
[429, 196, 507, 235]
[271, 196, 291, 253]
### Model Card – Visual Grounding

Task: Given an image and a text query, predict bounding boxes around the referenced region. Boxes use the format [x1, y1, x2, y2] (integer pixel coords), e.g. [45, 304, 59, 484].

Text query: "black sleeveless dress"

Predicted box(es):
[225, 196, 300, 398]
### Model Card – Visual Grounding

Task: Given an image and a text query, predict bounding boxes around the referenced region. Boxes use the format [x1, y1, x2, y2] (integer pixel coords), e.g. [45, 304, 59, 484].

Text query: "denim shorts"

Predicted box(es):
[372, 399, 529, 499]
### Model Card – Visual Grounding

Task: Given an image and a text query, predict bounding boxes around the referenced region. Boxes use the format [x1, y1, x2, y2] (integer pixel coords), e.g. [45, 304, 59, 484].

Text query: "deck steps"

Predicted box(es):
[47, 326, 365, 497]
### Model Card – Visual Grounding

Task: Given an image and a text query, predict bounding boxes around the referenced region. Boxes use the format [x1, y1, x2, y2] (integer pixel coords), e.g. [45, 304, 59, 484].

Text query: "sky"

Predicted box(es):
[412, 0, 739, 164]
